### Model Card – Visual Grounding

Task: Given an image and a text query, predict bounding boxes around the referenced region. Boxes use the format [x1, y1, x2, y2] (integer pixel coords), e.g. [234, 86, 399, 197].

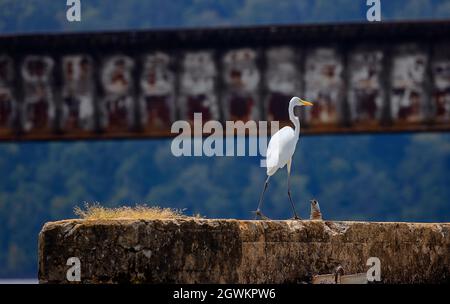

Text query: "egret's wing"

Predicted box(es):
[266, 135, 280, 175]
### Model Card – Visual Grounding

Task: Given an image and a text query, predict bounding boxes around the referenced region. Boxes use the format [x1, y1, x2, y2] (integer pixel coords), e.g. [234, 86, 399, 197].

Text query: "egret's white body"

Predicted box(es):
[266, 126, 297, 176]
[255, 96, 313, 220]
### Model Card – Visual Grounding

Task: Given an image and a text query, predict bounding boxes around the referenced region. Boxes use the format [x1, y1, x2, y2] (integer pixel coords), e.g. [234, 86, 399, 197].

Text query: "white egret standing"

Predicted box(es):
[254, 96, 313, 220]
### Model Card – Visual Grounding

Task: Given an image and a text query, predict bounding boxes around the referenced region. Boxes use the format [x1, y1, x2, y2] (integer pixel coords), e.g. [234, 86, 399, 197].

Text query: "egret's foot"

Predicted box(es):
[252, 209, 270, 220]
[290, 215, 302, 220]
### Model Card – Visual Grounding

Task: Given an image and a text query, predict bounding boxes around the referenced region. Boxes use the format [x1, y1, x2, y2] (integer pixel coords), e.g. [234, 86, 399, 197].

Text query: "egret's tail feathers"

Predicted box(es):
[266, 165, 278, 176]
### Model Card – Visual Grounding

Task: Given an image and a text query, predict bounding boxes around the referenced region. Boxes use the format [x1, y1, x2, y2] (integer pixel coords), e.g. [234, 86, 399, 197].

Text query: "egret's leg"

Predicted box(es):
[287, 159, 301, 220]
[254, 175, 270, 220]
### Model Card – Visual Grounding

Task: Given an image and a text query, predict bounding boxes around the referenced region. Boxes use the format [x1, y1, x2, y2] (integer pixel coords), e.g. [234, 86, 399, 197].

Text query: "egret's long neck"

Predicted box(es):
[289, 101, 300, 138]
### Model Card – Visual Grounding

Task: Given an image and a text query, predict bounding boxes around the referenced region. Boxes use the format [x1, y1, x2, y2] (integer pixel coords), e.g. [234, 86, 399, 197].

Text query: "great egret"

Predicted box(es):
[254, 96, 313, 220]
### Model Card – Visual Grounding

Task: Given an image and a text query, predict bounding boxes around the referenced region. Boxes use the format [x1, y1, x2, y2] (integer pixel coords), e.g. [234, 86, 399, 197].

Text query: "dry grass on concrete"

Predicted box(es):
[74, 203, 195, 220]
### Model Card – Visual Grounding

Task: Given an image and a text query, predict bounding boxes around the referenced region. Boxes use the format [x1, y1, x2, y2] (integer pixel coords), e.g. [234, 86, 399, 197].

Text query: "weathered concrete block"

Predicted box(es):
[38, 219, 450, 283]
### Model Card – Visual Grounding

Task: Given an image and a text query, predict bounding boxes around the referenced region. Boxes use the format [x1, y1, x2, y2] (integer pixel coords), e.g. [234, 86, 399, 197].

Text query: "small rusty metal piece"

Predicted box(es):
[334, 265, 345, 283]
[310, 199, 322, 220]
[312, 265, 368, 284]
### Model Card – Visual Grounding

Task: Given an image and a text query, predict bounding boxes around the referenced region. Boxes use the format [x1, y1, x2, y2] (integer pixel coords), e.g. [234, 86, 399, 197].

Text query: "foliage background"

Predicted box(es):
[0, 0, 450, 277]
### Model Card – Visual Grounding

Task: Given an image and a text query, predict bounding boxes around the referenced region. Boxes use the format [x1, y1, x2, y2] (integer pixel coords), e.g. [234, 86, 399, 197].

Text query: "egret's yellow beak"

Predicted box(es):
[300, 99, 313, 106]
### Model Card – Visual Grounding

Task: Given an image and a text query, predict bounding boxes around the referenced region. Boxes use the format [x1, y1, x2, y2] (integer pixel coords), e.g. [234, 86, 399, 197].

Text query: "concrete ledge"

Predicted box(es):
[38, 219, 450, 283]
